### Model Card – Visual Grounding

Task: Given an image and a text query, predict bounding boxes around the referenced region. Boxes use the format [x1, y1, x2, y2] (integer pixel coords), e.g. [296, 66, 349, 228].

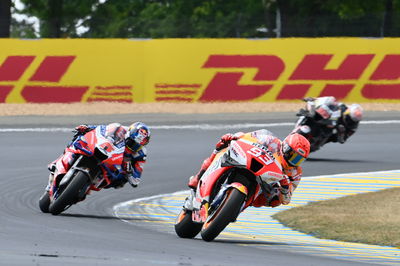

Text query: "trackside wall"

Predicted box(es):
[1, 38, 400, 103]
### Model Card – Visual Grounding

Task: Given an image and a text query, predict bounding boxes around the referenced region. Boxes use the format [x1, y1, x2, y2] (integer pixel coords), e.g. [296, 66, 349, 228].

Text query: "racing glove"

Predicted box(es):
[72, 125, 94, 141]
[123, 161, 141, 188]
[279, 177, 293, 205]
[279, 177, 290, 191]
[215, 133, 238, 151]
[74, 124, 93, 134]
[126, 174, 140, 188]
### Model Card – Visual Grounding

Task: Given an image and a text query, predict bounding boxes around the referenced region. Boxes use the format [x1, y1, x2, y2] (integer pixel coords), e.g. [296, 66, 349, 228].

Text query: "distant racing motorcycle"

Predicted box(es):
[39, 126, 125, 215]
[291, 98, 342, 152]
[174, 131, 286, 242]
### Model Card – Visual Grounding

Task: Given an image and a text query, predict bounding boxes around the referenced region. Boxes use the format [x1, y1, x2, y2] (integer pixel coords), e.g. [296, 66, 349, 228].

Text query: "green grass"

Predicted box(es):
[273, 187, 400, 248]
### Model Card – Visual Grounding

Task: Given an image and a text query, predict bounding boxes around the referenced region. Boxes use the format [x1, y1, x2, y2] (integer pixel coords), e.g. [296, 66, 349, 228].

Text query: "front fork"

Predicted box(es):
[210, 182, 247, 210]
[50, 156, 97, 201]
[189, 182, 248, 223]
[49, 156, 81, 197]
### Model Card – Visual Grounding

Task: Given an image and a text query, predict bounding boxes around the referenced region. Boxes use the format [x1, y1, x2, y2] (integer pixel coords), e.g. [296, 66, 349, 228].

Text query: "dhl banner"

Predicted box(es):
[1, 38, 400, 103]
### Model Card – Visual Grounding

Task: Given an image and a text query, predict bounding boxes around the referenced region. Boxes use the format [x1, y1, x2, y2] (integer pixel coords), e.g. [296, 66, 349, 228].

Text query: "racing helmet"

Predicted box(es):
[343, 104, 363, 125]
[125, 122, 151, 152]
[281, 133, 310, 167]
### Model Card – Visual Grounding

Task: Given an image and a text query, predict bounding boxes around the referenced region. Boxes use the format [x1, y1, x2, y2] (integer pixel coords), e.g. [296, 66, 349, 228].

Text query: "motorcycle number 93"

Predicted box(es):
[247, 147, 274, 166]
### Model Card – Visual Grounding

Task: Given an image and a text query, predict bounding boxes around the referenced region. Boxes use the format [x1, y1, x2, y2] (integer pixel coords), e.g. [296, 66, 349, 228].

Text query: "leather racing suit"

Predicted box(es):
[47, 123, 147, 190]
[188, 130, 303, 208]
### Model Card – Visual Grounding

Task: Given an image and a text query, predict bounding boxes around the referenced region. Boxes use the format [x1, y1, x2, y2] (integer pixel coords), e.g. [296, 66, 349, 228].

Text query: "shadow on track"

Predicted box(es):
[212, 238, 289, 246]
[60, 213, 166, 222]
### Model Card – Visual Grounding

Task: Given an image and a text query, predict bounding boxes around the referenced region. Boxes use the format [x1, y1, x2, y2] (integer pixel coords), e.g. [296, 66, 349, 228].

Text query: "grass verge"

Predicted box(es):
[273, 187, 400, 248]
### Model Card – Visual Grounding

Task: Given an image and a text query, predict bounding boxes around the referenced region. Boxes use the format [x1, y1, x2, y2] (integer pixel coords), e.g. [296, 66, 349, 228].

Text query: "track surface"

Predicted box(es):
[115, 170, 400, 265]
[0, 112, 399, 266]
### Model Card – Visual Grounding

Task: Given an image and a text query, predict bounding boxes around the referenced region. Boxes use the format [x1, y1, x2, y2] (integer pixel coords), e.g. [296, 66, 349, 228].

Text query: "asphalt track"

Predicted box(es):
[115, 170, 400, 265]
[0, 111, 399, 266]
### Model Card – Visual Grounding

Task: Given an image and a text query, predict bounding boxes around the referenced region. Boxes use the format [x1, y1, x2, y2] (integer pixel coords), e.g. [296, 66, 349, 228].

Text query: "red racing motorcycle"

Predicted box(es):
[175, 131, 285, 242]
[39, 125, 125, 215]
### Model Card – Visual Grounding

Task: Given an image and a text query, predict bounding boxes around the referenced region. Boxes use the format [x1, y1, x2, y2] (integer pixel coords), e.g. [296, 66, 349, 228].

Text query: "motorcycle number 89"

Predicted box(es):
[247, 147, 274, 165]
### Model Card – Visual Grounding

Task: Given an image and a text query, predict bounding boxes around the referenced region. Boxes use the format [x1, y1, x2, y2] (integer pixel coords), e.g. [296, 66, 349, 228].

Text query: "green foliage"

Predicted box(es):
[10, 0, 400, 38]
[19, 0, 97, 37]
[189, 0, 266, 38]
[10, 17, 36, 38]
[323, 0, 384, 19]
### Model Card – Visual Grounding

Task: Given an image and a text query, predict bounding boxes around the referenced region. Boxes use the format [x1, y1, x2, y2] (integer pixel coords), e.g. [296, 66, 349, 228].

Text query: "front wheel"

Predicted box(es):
[48, 171, 89, 215]
[174, 209, 203, 238]
[38, 191, 50, 213]
[200, 187, 246, 242]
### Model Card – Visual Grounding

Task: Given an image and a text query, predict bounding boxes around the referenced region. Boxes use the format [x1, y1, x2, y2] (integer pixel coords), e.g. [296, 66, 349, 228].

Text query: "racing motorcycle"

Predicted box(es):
[174, 130, 285, 242]
[291, 98, 342, 152]
[39, 126, 125, 215]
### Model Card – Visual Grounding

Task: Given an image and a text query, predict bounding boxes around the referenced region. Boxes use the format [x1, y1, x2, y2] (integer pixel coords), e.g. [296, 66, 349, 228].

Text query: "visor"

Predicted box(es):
[134, 128, 150, 146]
[287, 151, 306, 167]
[283, 143, 306, 167]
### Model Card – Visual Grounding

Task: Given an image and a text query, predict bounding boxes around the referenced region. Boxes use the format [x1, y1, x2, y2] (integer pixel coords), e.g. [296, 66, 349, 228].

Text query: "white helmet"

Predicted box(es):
[346, 104, 363, 122]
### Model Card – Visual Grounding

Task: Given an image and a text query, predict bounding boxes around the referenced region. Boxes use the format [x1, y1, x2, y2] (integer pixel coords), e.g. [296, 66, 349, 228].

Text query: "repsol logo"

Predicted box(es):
[199, 54, 400, 101]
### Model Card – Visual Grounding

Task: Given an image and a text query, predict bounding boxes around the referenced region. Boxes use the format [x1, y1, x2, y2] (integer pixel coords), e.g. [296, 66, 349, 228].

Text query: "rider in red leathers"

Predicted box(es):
[188, 130, 310, 208]
[46, 122, 151, 193]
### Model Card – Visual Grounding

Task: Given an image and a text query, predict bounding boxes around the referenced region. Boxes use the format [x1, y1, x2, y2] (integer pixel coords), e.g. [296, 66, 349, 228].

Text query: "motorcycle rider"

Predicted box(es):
[46, 122, 150, 192]
[188, 131, 310, 207]
[300, 96, 363, 144]
[332, 102, 363, 144]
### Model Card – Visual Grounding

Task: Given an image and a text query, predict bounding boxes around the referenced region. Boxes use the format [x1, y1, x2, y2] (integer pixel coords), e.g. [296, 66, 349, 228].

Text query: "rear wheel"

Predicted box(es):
[38, 191, 50, 213]
[174, 209, 203, 238]
[200, 187, 246, 242]
[49, 171, 89, 215]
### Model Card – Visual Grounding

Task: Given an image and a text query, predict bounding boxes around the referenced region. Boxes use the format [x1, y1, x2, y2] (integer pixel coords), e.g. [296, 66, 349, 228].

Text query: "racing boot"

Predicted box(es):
[45, 163, 57, 192]
[183, 188, 196, 211]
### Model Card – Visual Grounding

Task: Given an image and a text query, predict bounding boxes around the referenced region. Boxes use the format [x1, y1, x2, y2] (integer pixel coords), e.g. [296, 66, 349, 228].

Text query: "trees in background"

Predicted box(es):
[3, 0, 400, 38]
[17, 0, 97, 37]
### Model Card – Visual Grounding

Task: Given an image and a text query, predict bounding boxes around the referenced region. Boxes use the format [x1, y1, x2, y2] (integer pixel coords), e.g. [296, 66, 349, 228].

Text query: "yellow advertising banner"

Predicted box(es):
[1, 38, 400, 103]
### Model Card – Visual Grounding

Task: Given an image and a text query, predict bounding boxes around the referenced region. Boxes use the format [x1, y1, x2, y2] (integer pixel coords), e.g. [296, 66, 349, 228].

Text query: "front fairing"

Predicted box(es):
[196, 135, 284, 206]
[92, 127, 125, 180]
[231, 135, 283, 177]
[55, 128, 125, 185]
[192, 135, 285, 223]
[197, 150, 231, 202]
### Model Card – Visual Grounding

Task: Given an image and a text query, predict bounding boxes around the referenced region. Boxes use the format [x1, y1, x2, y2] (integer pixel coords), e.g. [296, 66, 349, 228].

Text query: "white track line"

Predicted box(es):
[1, 120, 399, 132]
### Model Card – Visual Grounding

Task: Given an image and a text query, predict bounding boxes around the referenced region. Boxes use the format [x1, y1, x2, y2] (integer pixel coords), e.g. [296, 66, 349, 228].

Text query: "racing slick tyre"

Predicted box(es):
[48, 171, 89, 215]
[38, 191, 51, 213]
[200, 187, 246, 242]
[174, 209, 203, 238]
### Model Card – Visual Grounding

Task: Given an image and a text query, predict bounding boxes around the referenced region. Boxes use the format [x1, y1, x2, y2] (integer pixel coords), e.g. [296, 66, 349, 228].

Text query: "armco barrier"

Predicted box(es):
[1, 38, 400, 103]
